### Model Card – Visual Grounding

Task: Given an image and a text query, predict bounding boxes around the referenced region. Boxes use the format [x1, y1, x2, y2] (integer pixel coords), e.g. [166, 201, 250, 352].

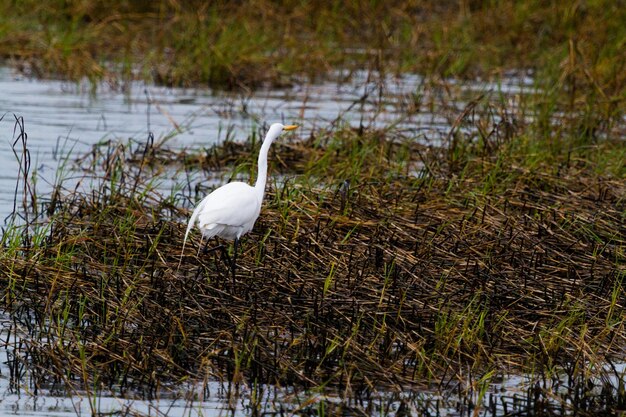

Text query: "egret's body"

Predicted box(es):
[189, 181, 261, 241]
[181, 123, 298, 280]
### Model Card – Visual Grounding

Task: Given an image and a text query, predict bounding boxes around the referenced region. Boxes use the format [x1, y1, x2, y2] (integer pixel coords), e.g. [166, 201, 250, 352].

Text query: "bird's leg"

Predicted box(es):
[231, 238, 239, 292]
[201, 237, 224, 256]
[200, 238, 211, 255]
[217, 239, 231, 278]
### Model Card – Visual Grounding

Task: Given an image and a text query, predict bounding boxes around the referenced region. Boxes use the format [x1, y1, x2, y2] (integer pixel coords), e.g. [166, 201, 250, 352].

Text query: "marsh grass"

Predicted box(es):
[0, 80, 624, 414]
[1, 1, 624, 411]
[1, 1, 625, 109]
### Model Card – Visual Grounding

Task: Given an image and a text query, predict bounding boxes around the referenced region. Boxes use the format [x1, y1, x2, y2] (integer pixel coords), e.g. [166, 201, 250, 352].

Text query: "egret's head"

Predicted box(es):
[265, 123, 298, 142]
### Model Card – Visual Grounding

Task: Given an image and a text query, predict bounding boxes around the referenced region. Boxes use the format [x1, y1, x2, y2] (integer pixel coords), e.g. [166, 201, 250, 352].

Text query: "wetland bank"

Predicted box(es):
[1, 1, 625, 415]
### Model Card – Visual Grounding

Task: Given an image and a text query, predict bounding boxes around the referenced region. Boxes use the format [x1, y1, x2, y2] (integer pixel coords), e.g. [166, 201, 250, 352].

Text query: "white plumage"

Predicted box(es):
[181, 123, 298, 269]
[187, 181, 261, 241]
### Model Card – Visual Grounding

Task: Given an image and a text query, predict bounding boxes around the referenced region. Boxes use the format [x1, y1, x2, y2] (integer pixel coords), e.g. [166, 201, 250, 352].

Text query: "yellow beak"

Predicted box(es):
[283, 125, 299, 131]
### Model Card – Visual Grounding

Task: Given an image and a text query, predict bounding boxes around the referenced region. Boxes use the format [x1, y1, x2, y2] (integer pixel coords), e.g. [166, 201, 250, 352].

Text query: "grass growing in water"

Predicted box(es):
[1, 0, 625, 112]
[0, 89, 624, 414]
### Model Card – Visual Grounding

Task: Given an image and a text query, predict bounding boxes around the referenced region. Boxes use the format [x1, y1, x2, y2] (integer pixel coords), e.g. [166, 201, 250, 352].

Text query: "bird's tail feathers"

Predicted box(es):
[178, 199, 205, 270]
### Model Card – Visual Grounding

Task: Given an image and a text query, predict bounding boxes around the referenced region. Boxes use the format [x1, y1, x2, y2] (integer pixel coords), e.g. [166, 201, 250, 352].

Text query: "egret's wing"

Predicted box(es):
[197, 182, 260, 229]
[179, 182, 260, 265]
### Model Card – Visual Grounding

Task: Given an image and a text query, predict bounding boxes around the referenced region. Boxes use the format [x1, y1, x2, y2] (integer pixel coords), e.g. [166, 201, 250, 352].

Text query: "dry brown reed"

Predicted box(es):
[1, 119, 624, 408]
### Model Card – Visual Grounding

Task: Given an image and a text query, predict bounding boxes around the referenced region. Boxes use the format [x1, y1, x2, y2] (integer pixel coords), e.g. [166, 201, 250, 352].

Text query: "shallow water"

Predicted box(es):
[0, 67, 536, 222]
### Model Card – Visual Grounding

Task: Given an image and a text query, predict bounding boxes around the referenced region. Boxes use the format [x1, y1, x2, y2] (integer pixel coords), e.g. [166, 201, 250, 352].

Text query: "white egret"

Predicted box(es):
[181, 123, 299, 284]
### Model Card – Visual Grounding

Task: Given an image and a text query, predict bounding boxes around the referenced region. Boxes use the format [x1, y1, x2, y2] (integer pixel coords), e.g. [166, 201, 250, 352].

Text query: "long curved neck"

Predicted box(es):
[254, 135, 274, 198]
